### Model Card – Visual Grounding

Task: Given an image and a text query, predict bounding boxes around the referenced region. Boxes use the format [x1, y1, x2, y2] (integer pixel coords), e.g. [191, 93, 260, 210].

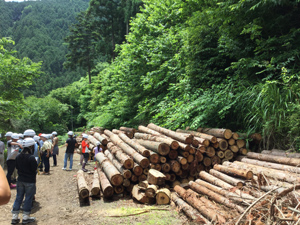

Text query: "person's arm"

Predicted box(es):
[0, 165, 11, 205]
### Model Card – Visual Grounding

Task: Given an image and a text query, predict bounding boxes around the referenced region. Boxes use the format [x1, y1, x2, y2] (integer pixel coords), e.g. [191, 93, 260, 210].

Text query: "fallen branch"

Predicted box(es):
[105, 208, 170, 217]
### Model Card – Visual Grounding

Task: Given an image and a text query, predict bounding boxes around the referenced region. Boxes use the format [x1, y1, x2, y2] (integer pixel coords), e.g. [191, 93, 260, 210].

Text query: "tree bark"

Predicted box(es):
[104, 150, 132, 179]
[138, 125, 162, 136]
[198, 128, 232, 139]
[104, 130, 149, 168]
[213, 164, 253, 180]
[77, 170, 89, 199]
[95, 152, 124, 186]
[261, 149, 300, 158]
[97, 168, 114, 198]
[176, 129, 217, 143]
[134, 132, 179, 150]
[246, 152, 300, 167]
[118, 132, 150, 157]
[91, 170, 100, 196]
[93, 132, 108, 145]
[107, 142, 134, 169]
[134, 139, 170, 156]
[148, 123, 193, 144]
[209, 169, 244, 188]
[112, 129, 133, 138]
[147, 169, 166, 186]
[119, 127, 137, 134]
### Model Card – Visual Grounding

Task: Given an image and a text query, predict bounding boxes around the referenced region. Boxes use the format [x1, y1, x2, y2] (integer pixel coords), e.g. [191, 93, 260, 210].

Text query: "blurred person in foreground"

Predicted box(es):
[0, 165, 11, 205]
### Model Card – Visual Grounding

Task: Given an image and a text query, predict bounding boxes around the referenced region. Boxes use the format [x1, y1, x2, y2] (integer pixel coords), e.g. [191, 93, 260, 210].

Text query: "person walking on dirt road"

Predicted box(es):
[51, 131, 59, 167]
[63, 131, 76, 171]
[11, 137, 37, 224]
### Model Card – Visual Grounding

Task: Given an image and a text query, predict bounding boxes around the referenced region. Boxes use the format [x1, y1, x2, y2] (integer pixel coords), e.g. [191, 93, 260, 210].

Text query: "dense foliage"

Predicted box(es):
[2, 0, 300, 151]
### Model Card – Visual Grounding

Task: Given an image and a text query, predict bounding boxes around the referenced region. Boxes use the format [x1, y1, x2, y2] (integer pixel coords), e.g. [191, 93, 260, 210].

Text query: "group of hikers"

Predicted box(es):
[0, 129, 81, 224]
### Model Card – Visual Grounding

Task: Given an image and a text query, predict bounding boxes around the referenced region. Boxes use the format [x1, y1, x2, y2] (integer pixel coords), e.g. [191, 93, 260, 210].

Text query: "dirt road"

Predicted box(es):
[1, 147, 187, 225]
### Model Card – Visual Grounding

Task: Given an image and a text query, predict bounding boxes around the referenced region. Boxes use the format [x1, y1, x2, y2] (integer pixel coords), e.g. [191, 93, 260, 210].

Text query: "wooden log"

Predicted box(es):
[145, 184, 158, 198]
[193, 137, 210, 147]
[149, 151, 160, 164]
[203, 157, 212, 167]
[87, 135, 100, 147]
[236, 139, 245, 148]
[148, 123, 193, 144]
[206, 146, 215, 157]
[104, 150, 132, 179]
[138, 125, 162, 136]
[239, 148, 248, 155]
[172, 180, 181, 187]
[188, 147, 196, 155]
[199, 128, 232, 139]
[175, 169, 183, 176]
[179, 149, 189, 157]
[196, 164, 204, 173]
[224, 149, 234, 160]
[246, 152, 300, 167]
[160, 156, 167, 164]
[181, 163, 189, 170]
[126, 184, 134, 193]
[161, 163, 171, 173]
[176, 129, 217, 143]
[165, 173, 171, 181]
[156, 188, 171, 205]
[187, 155, 194, 164]
[229, 145, 239, 153]
[168, 149, 178, 160]
[224, 161, 300, 183]
[77, 170, 89, 199]
[171, 192, 209, 223]
[237, 156, 300, 174]
[123, 179, 131, 187]
[217, 138, 228, 151]
[91, 170, 101, 196]
[107, 142, 134, 169]
[154, 164, 161, 171]
[177, 156, 187, 165]
[97, 168, 114, 198]
[170, 160, 181, 173]
[104, 130, 149, 168]
[199, 171, 256, 201]
[198, 145, 206, 153]
[143, 168, 149, 175]
[191, 139, 199, 148]
[211, 142, 219, 149]
[114, 185, 124, 194]
[119, 127, 137, 134]
[138, 174, 147, 182]
[174, 185, 226, 223]
[147, 169, 166, 186]
[135, 139, 170, 156]
[169, 173, 176, 182]
[213, 164, 253, 180]
[261, 149, 300, 158]
[209, 169, 244, 188]
[101, 133, 111, 143]
[217, 150, 225, 159]
[132, 163, 143, 176]
[132, 184, 155, 204]
[189, 181, 245, 213]
[93, 132, 108, 145]
[118, 133, 150, 157]
[112, 129, 133, 138]
[228, 138, 235, 146]
[96, 152, 124, 186]
[131, 174, 138, 183]
[211, 155, 221, 165]
[195, 151, 203, 162]
[138, 180, 149, 188]
[232, 133, 239, 140]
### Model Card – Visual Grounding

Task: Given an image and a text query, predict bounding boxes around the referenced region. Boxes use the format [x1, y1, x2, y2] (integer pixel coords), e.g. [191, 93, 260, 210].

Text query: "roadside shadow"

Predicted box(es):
[31, 201, 41, 214]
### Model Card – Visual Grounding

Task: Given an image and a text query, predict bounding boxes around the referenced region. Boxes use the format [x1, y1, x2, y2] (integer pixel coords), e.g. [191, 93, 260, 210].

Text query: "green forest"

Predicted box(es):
[1, 0, 300, 151]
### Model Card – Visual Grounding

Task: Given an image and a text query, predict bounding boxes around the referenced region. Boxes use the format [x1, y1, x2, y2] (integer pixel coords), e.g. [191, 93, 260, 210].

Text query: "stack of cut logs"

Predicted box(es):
[76, 123, 259, 204]
[172, 150, 300, 224]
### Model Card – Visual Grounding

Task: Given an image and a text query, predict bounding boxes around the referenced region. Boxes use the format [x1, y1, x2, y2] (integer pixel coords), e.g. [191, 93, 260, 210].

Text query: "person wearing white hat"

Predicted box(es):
[81, 134, 90, 172]
[39, 134, 52, 175]
[63, 131, 77, 171]
[0, 134, 5, 169]
[51, 132, 59, 167]
[6, 133, 23, 189]
[11, 137, 37, 224]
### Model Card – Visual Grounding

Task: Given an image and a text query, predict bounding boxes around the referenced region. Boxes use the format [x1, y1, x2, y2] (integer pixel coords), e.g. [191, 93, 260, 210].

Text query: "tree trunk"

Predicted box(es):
[203, 157, 212, 167]
[147, 169, 166, 186]
[195, 151, 203, 162]
[179, 149, 189, 158]
[246, 152, 300, 167]
[91, 169, 100, 196]
[95, 152, 124, 186]
[112, 129, 133, 138]
[104, 130, 149, 168]
[171, 192, 209, 223]
[123, 179, 131, 187]
[189, 181, 245, 213]
[104, 150, 132, 179]
[148, 123, 193, 144]
[149, 151, 160, 164]
[206, 146, 215, 157]
[261, 149, 300, 158]
[145, 184, 158, 198]
[77, 170, 89, 198]
[132, 184, 155, 204]
[177, 156, 187, 165]
[193, 137, 210, 147]
[119, 127, 137, 134]
[236, 139, 245, 148]
[229, 145, 239, 153]
[134, 139, 170, 156]
[213, 164, 253, 180]
[239, 148, 248, 155]
[161, 163, 171, 173]
[217, 151, 225, 159]
[209, 169, 244, 188]
[114, 185, 124, 195]
[217, 138, 228, 151]
[224, 149, 234, 160]
[87, 135, 100, 147]
[199, 128, 232, 139]
[174, 185, 226, 223]
[232, 132, 239, 140]
[168, 149, 178, 160]
[93, 132, 108, 145]
[170, 160, 181, 173]
[156, 188, 171, 205]
[237, 156, 300, 174]
[176, 129, 217, 143]
[107, 142, 134, 169]
[134, 132, 179, 150]
[97, 168, 114, 198]
[138, 125, 162, 136]
[132, 163, 143, 176]
[228, 138, 235, 146]
[118, 132, 150, 157]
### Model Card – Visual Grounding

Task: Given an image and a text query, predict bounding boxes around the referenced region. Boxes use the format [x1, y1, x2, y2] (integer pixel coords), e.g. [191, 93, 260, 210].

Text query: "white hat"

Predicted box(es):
[11, 133, 19, 140]
[40, 133, 48, 139]
[23, 129, 36, 137]
[22, 138, 36, 148]
[52, 131, 57, 136]
[82, 134, 88, 139]
[18, 133, 24, 139]
[33, 135, 40, 142]
[96, 141, 101, 146]
[67, 131, 73, 136]
[5, 131, 13, 137]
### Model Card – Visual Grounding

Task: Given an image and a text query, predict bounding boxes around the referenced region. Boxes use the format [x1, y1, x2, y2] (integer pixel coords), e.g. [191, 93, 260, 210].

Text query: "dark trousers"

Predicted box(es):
[42, 152, 50, 173]
[52, 154, 57, 166]
[6, 159, 16, 185]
